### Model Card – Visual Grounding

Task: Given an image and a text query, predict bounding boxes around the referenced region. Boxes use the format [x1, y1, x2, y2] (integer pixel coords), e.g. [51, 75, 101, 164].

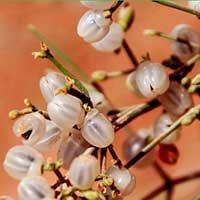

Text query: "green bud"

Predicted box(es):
[92, 71, 108, 81]
[144, 29, 157, 36]
[82, 191, 99, 200]
[181, 77, 190, 86]
[181, 113, 197, 126]
[24, 98, 32, 107]
[102, 177, 113, 186]
[55, 159, 63, 169]
[191, 74, 200, 85]
[65, 196, 74, 200]
[103, 10, 112, 19]
[43, 163, 55, 171]
[32, 51, 47, 59]
[146, 135, 154, 144]
[8, 109, 19, 119]
[188, 85, 197, 93]
[43, 158, 57, 171]
[117, 4, 134, 31]
[62, 187, 73, 196]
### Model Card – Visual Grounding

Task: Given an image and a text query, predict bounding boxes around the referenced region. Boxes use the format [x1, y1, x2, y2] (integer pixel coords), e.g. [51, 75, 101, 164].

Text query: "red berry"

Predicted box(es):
[157, 144, 179, 165]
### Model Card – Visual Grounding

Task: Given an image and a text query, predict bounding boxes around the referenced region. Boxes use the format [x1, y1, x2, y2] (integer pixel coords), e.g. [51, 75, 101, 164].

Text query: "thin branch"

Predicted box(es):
[108, 145, 122, 167]
[53, 169, 66, 185]
[153, 162, 171, 182]
[32, 44, 90, 98]
[100, 148, 107, 173]
[153, 162, 173, 200]
[142, 170, 200, 200]
[122, 39, 139, 68]
[113, 100, 160, 131]
[166, 187, 174, 200]
[173, 171, 200, 185]
[46, 51, 90, 97]
[51, 180, 61, 190]
[28, 24, 89, 82]
[124, 104, 200, 169]
[113, 53, 200, 131]
[109, 0, 124, 14]
[144, 29, 200, 50]
[142, 184, 166, 200]
[152, 0, 200, 18]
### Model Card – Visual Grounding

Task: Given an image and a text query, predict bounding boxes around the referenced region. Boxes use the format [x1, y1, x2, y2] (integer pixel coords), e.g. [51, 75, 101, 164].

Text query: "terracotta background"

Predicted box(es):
[0, 2, 200, 199]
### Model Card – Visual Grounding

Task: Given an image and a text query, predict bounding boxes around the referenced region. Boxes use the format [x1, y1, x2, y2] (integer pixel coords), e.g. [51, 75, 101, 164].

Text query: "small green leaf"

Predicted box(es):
[82, 191, 99, 200]
[192, 74, 200, 85]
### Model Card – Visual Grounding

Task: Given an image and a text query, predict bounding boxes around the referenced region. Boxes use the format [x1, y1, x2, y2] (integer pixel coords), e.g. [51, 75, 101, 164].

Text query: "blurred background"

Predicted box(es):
[0, 2, 200, 199]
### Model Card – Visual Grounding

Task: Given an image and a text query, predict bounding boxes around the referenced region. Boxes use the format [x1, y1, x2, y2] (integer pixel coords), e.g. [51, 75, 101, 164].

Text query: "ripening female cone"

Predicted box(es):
[18, 176, 53, 200]
[92, 22, 124, 52]
[33, 120, 64, 152]
[40, 71, 66, 103]
[68, 151, 99, 190]
[123, 128, 155, 168]
[158, 81, 193, 117]
[77, 10, 112, 43]
[83, 83, 112, 114]
[153, 113, 180, 144]
[135, 61, 170, 98]
[107, 165, 136, 196]
[12, 112, 46, 146]
[81, 108, 114, 148]
[171, 24, 200, 62]
[3, 145, 44, 180]
[47, 93, 85, 131]
[57, 128, 89, 169]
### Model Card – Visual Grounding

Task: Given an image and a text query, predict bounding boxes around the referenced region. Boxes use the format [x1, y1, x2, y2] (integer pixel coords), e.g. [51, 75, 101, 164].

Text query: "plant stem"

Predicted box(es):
[124, 104, 200, 169]
[113, 100, 160, 131]
[100, 148, 107, 173]
[142, 170, 200, 200]
[112, 52, 200, 131]
[142, 184, 166, 200]
[170, 54, 200, 81]
[35, 47, 90, 97]
[107, 68, 134, 78]
[9, 99, 50, 120]
[173, 171, 200, 184]
[51, 180, 61, 190]
[153, 162, 173, 200]
[152, 0, 200, 18]
[53, 169, 66, 185]
[187, 54, 200, 66]
[28, 24, 90, 82]
[108, 145, 122, 167]
[144, 29, 200, 50]
[110, 0, 124, 14]
[122, 39, 139, 68]
[153, 162, 171, 182]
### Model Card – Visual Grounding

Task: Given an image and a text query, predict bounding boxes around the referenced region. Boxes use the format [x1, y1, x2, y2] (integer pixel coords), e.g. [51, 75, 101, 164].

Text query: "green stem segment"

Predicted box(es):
[46, 53, 90, 97]
[124, 104, 200, 169]
[113, 100, 160, 131]
[144, 29, 200, 50]
[28, 24, 90, 82]
[152, 0, 200, 18]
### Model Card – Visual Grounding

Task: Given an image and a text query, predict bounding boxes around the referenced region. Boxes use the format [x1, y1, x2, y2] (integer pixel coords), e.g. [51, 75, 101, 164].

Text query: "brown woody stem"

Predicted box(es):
[123, 39, 139, 68]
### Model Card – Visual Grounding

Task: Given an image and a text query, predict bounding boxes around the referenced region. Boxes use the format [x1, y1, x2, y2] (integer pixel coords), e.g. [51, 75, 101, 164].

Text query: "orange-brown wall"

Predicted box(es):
[0, 2, 200, 199]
